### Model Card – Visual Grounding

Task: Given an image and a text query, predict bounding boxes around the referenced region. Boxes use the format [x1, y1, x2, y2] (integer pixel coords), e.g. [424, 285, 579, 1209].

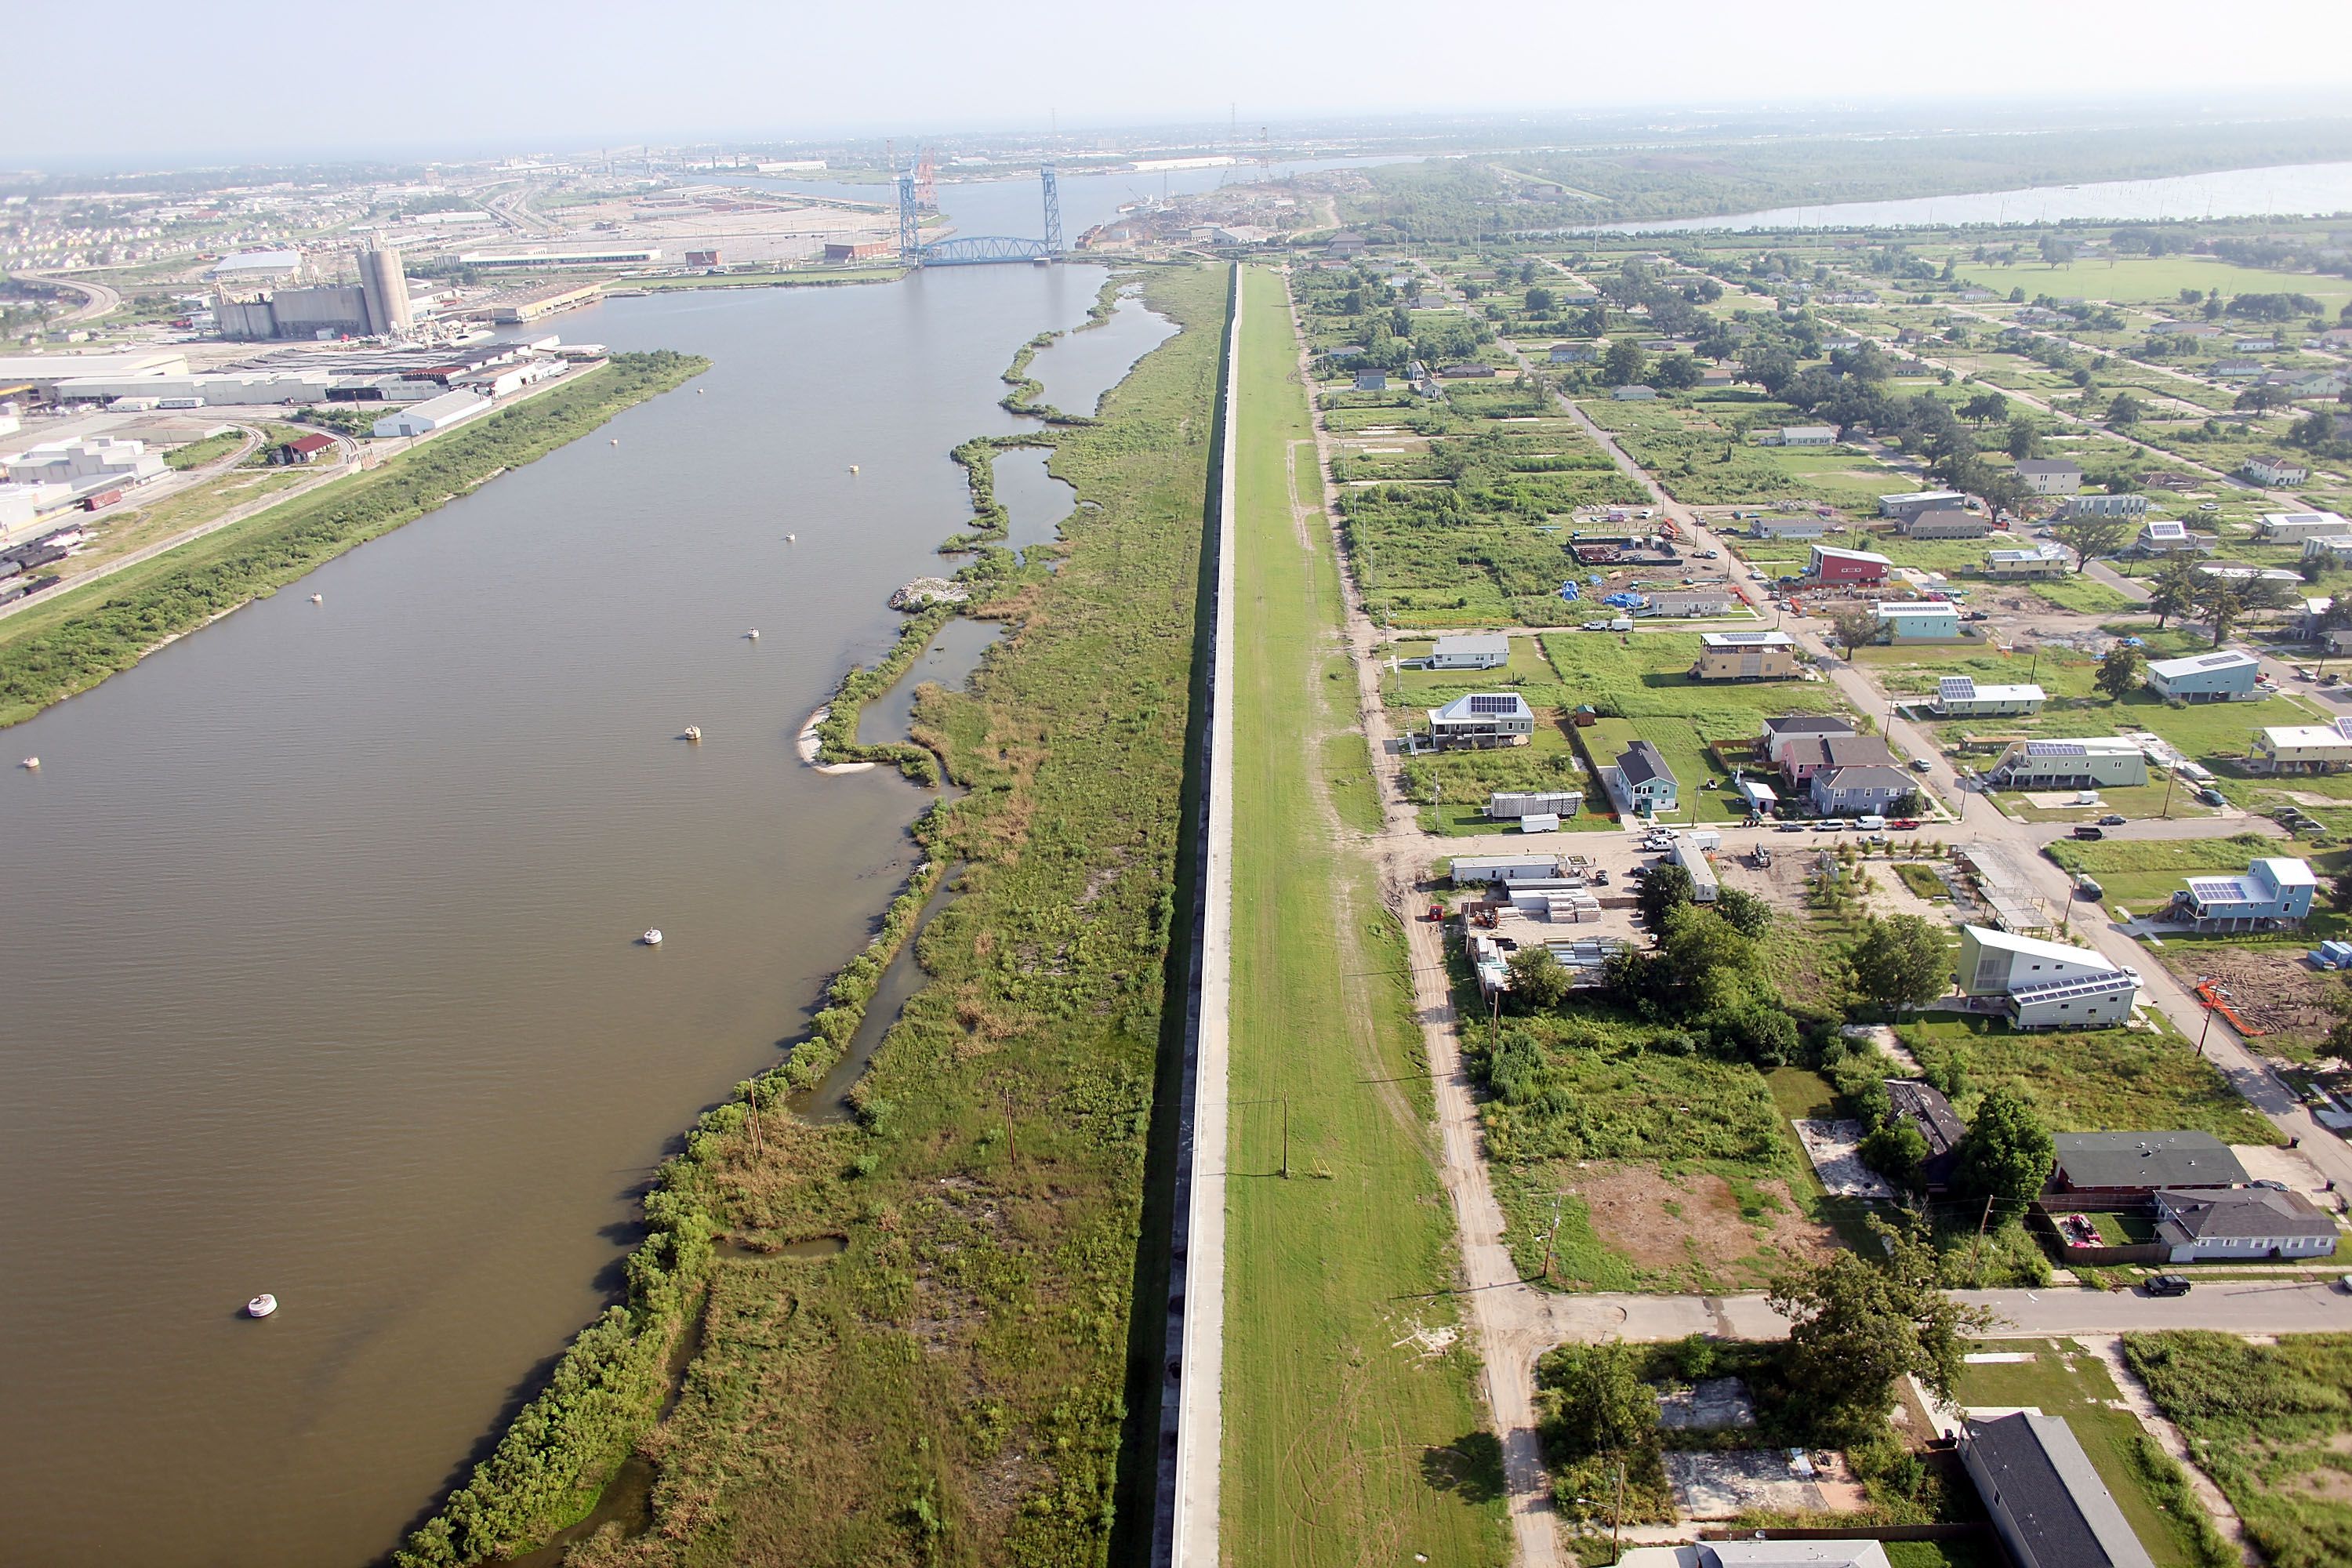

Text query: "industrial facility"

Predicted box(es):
[216, 241, 415, 341]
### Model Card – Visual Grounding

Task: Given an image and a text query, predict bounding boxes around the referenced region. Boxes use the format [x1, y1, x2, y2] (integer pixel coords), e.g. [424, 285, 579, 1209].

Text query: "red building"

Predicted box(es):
[1809, 544, 1892, 585]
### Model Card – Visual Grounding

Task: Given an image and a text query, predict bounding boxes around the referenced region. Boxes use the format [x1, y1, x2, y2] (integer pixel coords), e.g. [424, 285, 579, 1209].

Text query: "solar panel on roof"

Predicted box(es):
[2187, 877, 2255, 903]
[1938, 676, 1976, 699]
[2331, 717, 2352, 741]
[2198, 652, 2246, 667]
[2027, 741, 2085, 757]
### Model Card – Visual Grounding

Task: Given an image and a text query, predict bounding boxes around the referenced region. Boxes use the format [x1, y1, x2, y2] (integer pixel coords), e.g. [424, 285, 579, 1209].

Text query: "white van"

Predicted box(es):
[1853, 814, 1887, 831]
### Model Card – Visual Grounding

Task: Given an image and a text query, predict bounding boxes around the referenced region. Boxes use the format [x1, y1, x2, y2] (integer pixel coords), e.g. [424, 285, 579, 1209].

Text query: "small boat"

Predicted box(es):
[641, 928, 664, 946]
[786, 533, 797, 543]
[848, 464, 860, 474]
[683, 725, 702, 742]
[746, 629, 760, 641]
[310, 593, 322, 604]
[610, 438, 619, 446]
[246, 1294, 278, 1319]
[19, 757, 37, 770]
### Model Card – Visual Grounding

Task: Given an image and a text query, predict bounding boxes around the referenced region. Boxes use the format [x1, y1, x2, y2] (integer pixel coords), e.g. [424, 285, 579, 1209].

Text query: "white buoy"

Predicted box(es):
[610, 437, 619, 446]
[683, 725, 702, 742]
[310, 593, 322, 604]
[641, 928, 664, 946]
[746, 629, 760, 641]
[246, 1294, 278, 1319]
[849, 464, 860, 474]
[786, 533, 797, 543]
[19, 757, 37, 770]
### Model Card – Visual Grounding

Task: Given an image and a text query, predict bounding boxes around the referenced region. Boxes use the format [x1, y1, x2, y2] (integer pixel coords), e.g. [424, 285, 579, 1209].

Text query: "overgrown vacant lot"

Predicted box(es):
[1896, 1017, 2280, 1145]
[2125, 1331, 2352, 1568]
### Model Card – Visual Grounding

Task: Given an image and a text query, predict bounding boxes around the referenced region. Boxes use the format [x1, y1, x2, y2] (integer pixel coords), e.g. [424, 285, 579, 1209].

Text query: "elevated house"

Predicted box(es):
[1900, 508, 1993, 539]
[1425, 692, 1535, 748]
[2166, 855, 2317, 931]
[1875, 601, 1962, 643]
[2259, 510, 2351, 542]
[2060, 493, 2149, 521]
[1960, 1412, 2159, 1568]
[1878, 489, 1968, 521]
[2143, 648, 2262, 702]
[2051, 1131, 2248, 1200]
[1424, 632, 1510, 670]
[2304, 535, 2352, 567]
[1690, 630, 1800, 681]
[1987, 544, 2067, 578]
[1955, 926, 2140, 1029]
[2250, 718, 2352, 774]
[1985, 737, 2149, 790]
[2129, 519, 2206, 555]
[1932, 676, 2045, 717]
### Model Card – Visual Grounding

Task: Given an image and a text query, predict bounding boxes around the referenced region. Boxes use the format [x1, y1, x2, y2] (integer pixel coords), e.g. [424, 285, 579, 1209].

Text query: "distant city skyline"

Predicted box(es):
[13, 0, 2352, 167]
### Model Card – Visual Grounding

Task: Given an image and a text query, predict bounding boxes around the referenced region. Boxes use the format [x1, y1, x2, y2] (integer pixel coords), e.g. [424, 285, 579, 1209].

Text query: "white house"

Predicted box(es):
[2303, 535, 2352, 566]
[2252, 718, 2352, 774]
[2259, 510, 2350, 542]
[2015, 459, 2083, 495]
[2153, 1188, 2339, 1261]
[1986, 545, 2067, 577]
[1955, 925, 2140, 1028]
[1426, 633, 1510, 670]
[1425, 692, 1534, 747]
[1778, 425, 1837, 447]
[1932, 676, 2045, 717]
[2144, 648, 2263, 702]
[1878, 489, 1969, 520]
[1986, 737, 2149, 789]
[2248, 455, 2312, 487]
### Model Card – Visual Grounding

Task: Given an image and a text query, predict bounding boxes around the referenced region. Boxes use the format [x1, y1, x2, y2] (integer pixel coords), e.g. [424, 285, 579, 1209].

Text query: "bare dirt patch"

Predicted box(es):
[1566, 1163, 1835, 1277]
[2153, 942, 2343, 1046]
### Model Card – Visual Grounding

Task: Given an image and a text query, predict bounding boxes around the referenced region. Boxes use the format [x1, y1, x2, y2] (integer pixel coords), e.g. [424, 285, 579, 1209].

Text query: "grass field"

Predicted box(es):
[1957, 256, 2352, 314]
[1896, 1017, 2280, 1144]
[1222, 264, 1508, 1566]
[2124, 1331, 2352, 1568]
[1951, 1344, 2231, 1568]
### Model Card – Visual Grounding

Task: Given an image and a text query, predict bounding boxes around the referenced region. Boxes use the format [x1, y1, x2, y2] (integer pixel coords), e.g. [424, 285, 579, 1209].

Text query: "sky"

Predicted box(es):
[13, 0, 2352, 166]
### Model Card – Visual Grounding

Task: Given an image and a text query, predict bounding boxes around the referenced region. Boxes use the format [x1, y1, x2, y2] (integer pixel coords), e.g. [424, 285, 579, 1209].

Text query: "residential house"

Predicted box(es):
[1987, 545, 2067, 577]
[1751, 517, 1827, 541]
[2141, 470, 2204, 492]
[2051, 1131, 2249, 1198]
[2130, 519, 2205, 554]
[1777, 425, 1837, 447]
[2166, 855, 2318, 931]
[2296, 596, 2336, 638]
[2315, 326, 2352, 349]
[1886, 1080, 1966, 1192]
[1812, 762, 1914, 816]
[1669, 833, 1719, 903]
[1324, 233, 1367, 259]
[2258, 510, 2351, 542]
[1985, 737, 2150, 789]
[270, 433, 336, 466]
[1425, 633, 1510, 670]
[1901, 508, 1993, 539]
[1617, 1542, 1893, 1568]
[1875, 601, 1963, 643]
[1644, 587, 1735, 618]
[1352, 368, 1388, 392]
[1808, 545, 1892, 585]
[1611, 384, 1659, 401]
[2247, 454, 2312, 487]
[1932, 676, 2046, 717]
[2234, 336, 2279, 353]
[1960, 1411, 2159, 1568]
[1878, 489, 1969, 521]
[2213, 358, 2265, 379]
[2149, 321, 2223, 339]
[1690, 630, 1800, 681]
[1955, 927, 2140, 1029]
[2304, 535, 2352, 566]
[2015, 459, 2082, 495]
[1609, 740, 1679, 816]
[1548, 342, 1598, 364]
[1776, 732, 1898, 786]
[2060, 493, 2149, 521]
[1757, 714, 1856, 762]
[1425, 692, 1534, 748]
[2154, 1187, 2339, 1261]
[2251, 719, 2352, 774]
[1438, 362, 1497, 379]
[2144, 648, 2263, 702]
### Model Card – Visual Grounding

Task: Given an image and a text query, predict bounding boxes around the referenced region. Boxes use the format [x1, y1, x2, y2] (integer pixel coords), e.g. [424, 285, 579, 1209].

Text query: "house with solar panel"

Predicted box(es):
[2143, 648, 2263, 702]
[1424, 691, 1534, 749]
[1689, 630, 1800, 681]
[1931, 675, 2046, 717]
[2166, 856, 2317, 932]
[1955, 926, 2140, 1028]
[1985, 737, 2150, 789]
[1986, 544, 2068, 578]
[1875, 601, 1963, 642]
[2250, 717, 2352, 773]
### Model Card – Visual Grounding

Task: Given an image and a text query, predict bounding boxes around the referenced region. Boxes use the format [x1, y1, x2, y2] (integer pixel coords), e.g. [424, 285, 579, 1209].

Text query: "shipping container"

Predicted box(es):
[81, 489, 123, 511]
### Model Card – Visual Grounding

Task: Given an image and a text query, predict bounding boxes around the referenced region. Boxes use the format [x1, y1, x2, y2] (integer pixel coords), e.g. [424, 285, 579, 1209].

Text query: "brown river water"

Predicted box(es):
[0, 259, 1174, 1566]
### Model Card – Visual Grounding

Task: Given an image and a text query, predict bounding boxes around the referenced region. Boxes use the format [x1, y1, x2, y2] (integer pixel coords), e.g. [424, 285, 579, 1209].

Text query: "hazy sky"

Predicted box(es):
[14, 0, 2352, 165]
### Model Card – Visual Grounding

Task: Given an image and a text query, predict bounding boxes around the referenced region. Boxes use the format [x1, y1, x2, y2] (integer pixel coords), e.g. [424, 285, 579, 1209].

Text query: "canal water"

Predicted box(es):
[0, 248, 1173, 1563]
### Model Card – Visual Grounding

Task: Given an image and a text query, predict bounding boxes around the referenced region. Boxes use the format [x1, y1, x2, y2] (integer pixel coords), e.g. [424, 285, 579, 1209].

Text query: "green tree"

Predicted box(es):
[1659, 904, 1773, 1015]
[1846, 913, 1952, 1012]
[2107, 391, 2147, 426]
[1715, 887, 1774, 938]
[1601, 338, 1650, 388]
[1636, 862, 1694, 938]
[1534, 1341, 1657, 1458]
[1770, 1221, 1998, 1443]
[1858, 1120, 1929, 1187]
[2095, 643, 2144, 701]
[2005, 415, 2041, 460]
[1825, 605, 1882, 658]
[1961, 392, 2009, 424]
[1505, 946, 1573, 1011]
[1954, 1089, 2054, 1210]
[1653, 351, 1702, 390]
[2049, 514, 2132, 574]
[1525, 285, 1555, 314]
[2329, 871, 2352, 914]
[2147, 554, 2201, 629]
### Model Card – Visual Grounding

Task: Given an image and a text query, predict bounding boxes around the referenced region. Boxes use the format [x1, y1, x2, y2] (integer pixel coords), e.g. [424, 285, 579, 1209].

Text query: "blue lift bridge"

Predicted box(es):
[898, 162, 1063, 267]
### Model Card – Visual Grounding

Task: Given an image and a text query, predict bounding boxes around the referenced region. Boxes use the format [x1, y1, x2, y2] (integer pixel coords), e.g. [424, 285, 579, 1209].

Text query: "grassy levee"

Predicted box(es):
[421, 262, 1225, 1568]
[0, 352, 708, 728]
[1221, 263, 1508, 1566]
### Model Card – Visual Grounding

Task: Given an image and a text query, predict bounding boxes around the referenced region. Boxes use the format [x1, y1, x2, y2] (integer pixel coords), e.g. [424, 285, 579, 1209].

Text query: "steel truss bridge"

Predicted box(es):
[898, 162, 1062, 267]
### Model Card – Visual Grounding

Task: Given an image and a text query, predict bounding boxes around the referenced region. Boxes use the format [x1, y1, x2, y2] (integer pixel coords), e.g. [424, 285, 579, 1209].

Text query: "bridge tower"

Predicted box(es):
[898, 165, 920, 263]
[913, 147, 938, 212]
[1040, 162, 1062, 256]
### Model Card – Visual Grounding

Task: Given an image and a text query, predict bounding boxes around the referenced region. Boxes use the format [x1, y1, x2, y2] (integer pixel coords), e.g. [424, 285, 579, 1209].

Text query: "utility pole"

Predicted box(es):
[1541, 1189, 1565, 1285]
[1281, 1094, 1290, 1180]
[2158, 764, 2180, 820]
[1613, 1461, 1625, 1556]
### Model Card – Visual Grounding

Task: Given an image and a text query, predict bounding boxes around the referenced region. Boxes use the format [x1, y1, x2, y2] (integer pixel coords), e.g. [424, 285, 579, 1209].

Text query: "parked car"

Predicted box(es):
[1910, 757, 1934, 773]
[2073, 825, 2106, 840]
[1777, 822, 1806, 833]
[2197, 786, 2227, 807]
[2097, 814, 2127, 826]
[2145, 1274, 2193, 1298]
[1813, 821, 1846, 832]
[1888, 818, 1922, 830]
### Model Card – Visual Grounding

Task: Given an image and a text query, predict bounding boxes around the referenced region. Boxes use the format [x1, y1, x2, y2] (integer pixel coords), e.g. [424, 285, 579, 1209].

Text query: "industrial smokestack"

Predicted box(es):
[360, 242, 413, 336]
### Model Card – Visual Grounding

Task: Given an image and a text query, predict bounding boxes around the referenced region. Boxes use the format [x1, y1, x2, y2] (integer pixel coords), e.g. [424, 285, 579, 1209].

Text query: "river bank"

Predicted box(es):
[0, 350, 707, 728]
[399, 260, 1228, 1566]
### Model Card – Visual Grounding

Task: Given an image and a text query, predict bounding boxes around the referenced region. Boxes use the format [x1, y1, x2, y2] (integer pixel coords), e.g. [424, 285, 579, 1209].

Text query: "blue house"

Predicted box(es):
[2170, 857, 2317, 931]
[1875, 601, 1964, 643]
[2145, 648, 2263, 703]
[1353, 368, 1388, 392]
[1611, 740, 1679, 816]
